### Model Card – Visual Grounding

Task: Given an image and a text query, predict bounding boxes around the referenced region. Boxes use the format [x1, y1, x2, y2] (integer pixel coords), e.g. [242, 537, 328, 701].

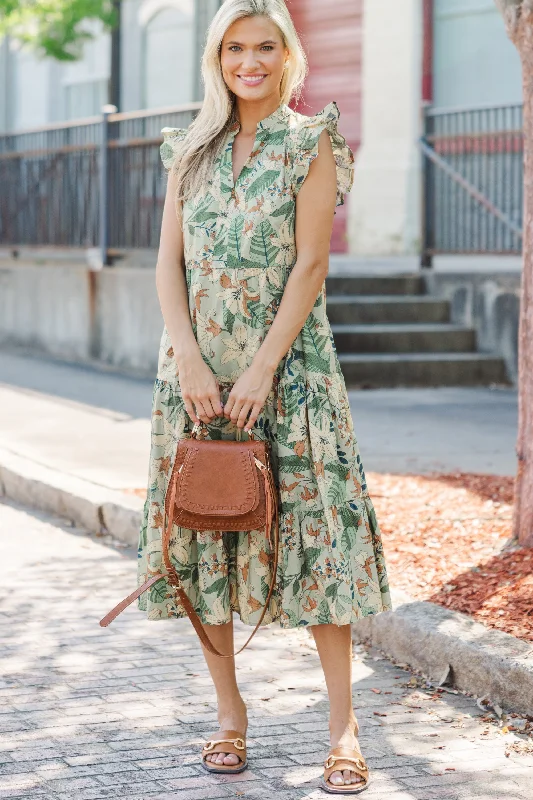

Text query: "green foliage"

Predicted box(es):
[245, 169, 280, 202]
[203, 576, 228, 596]
[0, 0, 118, 62]
[279, 454, 311, 473]
[223, 306, 236, 335]
[326, 481, 345, 507]
[226, 213, 245, 267]
[149, 578, 168, 604]
[248, 219, 278, 267]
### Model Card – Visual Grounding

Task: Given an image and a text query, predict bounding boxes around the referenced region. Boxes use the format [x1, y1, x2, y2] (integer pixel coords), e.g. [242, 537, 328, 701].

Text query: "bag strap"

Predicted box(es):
[100, 458, 279, 660]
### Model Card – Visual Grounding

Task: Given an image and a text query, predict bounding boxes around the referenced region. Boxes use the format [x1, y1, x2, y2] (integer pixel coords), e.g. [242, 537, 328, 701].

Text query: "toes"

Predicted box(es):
[209, 752, 241, 767]
[350, 770, 364, 785]
[328, 770, 344, 786]
[343, 769, 352, 785]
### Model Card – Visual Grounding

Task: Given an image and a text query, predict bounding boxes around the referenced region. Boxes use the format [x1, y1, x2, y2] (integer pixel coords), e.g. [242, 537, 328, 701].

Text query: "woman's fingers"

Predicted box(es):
[225, 391, 246, 426]
[211, 389, 224, 417]
[185, 386, 223, 425]
[223, 393, 235, 419]
[183, 397, 199, 424]
[198, 396, 217, 421]
[236, 401, 253, 430]
[244, 403, 263, 432]
[193, 399, 212, 424]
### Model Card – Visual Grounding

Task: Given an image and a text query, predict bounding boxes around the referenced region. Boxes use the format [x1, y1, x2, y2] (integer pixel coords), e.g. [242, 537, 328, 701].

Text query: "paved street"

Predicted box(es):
[1, 498, 532, 800]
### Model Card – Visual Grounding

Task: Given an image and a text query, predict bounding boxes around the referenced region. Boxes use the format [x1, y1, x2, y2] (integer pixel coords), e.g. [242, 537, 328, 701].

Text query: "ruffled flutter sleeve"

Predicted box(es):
[160, 127, 188, 172]
[290, 101, 355, 207]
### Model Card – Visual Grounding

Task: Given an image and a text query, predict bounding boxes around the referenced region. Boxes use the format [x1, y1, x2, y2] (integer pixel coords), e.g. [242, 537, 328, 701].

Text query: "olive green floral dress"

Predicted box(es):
[137, 100, 392, 627]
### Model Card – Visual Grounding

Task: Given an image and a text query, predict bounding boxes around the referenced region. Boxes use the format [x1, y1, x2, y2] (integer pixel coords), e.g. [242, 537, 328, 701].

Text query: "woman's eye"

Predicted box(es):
[228, 45, 274, 52]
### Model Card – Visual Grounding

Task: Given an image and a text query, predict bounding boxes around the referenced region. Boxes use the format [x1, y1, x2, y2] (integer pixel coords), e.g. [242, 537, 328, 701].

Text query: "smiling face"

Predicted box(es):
[220, 15, 289, 103]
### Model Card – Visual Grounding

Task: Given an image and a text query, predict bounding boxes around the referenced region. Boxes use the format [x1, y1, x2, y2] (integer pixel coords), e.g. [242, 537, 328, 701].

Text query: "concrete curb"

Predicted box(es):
[1, 447, 532, 716]
[0, 447, 143, 546]
[352, 594, 533, 716]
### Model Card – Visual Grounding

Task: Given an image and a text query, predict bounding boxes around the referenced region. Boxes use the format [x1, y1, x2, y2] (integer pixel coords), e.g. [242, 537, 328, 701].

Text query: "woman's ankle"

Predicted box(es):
[217, 695, 247, 729]
[329, 710, 358, 741]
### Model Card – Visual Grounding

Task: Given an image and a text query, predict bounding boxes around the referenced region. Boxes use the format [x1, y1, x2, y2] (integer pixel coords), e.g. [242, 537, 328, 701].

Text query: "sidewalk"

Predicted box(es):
[0, 348, 518, 484]
[1, 348, 532, 724]
[2, 497, 532, 800]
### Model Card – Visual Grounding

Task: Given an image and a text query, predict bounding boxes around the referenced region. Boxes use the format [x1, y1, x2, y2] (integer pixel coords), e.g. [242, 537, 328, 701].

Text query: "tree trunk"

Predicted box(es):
[497, 2, 533, 545]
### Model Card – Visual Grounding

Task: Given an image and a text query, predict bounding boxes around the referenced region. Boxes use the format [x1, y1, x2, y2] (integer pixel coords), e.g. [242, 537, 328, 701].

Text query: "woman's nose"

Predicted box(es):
[240, 50, 260, 69]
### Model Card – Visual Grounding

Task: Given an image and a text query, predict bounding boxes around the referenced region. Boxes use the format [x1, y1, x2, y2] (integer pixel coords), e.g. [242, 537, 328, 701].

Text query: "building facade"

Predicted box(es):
[348, 0, 523, 256]
[0, 1, 521, 255]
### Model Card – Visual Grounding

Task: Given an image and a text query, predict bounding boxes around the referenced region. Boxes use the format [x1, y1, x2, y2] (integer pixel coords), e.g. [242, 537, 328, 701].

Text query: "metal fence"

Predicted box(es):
[420, 102, 523, 266]
[0, 102, 201, 260]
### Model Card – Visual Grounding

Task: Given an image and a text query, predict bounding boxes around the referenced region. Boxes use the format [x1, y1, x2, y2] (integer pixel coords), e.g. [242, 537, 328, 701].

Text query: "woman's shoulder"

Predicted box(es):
[160, 124, 191, 172]
[285, 101, 355, 206]
[285, 101, 341, 138]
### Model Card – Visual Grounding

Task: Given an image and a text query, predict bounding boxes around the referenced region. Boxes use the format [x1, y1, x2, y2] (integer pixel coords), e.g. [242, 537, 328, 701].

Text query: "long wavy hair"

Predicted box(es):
[170, 0, 308, 219]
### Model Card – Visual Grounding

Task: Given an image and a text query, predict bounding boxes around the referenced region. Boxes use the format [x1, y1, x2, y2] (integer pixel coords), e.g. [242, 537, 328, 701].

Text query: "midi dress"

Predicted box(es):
[137, 99, 392, 627]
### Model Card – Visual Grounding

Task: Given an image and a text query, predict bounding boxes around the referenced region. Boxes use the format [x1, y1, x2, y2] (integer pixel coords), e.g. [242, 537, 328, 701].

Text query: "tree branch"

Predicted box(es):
[0, 0, 118, 62]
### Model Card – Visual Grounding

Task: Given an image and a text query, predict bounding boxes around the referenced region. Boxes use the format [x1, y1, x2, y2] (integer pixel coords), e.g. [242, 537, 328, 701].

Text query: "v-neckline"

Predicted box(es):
[231, 133, 259, 187]
[226, 101, 288, 190]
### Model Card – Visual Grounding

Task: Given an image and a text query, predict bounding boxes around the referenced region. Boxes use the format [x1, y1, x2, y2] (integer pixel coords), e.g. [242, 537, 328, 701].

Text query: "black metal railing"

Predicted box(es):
[420, 102, 523, 266]
[0, 102, 201, 259]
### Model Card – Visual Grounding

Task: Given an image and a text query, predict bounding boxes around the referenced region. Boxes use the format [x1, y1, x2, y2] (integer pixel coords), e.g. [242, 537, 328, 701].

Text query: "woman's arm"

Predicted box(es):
[223, 128, 338, 430]
[156, 168, 223, 425]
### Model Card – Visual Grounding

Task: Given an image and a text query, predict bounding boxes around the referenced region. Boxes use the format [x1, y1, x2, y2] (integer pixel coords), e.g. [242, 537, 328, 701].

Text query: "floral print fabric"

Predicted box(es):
[137, 100, 392, 627]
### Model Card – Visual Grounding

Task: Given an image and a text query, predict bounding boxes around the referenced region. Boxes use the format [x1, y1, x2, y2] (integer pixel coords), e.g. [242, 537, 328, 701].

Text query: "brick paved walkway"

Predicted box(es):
[1, 499, 532, 800]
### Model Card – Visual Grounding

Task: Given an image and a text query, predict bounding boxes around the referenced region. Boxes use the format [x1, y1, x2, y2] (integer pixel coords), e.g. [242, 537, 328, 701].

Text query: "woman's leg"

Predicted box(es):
[310, 623, 364, 787]
[199, 620, 248, 766]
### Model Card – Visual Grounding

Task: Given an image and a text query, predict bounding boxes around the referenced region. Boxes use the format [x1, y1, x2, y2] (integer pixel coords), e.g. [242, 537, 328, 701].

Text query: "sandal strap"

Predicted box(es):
[324, 746, 369, 785]
[201, 729, 246, 760]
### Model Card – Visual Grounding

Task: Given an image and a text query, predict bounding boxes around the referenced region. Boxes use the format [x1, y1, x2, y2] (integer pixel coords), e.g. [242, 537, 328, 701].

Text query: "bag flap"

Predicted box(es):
[177, 440, 260, 516]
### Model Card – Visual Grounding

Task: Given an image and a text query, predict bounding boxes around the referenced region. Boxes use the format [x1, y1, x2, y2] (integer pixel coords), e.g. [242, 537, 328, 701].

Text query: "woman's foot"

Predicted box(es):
[204, 699, 248, 767]
[327, 717, 366, 788]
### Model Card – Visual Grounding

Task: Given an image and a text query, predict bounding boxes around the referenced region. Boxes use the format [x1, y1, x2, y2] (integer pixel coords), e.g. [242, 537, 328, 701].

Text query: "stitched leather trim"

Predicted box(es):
[177, 442, 260, 516]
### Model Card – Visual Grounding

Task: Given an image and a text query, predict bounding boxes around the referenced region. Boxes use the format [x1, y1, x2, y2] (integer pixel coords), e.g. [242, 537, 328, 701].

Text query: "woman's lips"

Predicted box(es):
[237, 74, 267, 86]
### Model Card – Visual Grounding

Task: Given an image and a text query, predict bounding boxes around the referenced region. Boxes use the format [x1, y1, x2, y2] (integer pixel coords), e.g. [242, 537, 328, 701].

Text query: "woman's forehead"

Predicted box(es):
[222, 15, 282, 44]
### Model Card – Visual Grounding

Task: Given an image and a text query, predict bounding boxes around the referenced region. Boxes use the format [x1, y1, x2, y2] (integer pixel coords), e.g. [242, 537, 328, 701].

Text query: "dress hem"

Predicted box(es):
[136, 604, 392, 628]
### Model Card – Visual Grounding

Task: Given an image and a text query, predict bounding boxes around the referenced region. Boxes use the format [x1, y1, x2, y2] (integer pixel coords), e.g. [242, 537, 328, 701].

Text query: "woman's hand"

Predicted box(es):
[178, 354, 224, 425]
[224, 361, 275, 431]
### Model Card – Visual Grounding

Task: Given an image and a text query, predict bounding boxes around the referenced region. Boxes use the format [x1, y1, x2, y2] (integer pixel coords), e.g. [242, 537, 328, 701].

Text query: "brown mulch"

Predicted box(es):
[124, 471, 533, 642]
[366, 471, 533, 643]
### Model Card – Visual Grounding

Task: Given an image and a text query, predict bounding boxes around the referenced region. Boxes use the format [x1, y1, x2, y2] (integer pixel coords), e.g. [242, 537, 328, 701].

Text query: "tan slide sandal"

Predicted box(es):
[321, 720, 369, 794]
[201, 729, 248, 774]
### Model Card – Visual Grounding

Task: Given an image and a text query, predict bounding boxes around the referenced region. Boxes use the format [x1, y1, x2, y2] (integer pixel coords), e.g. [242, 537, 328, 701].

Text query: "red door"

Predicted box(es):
[287, 0, 363, 252]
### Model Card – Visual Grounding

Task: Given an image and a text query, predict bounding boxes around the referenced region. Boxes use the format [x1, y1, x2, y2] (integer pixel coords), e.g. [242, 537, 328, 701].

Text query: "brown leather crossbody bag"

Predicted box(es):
[99, 422, 279, 658]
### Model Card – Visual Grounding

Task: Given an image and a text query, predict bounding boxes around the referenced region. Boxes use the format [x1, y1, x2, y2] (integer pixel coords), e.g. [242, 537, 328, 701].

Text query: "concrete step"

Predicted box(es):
[326, 295, 450, 325]
[325, 274, 424, 296]
[331, 323, 476, 354]
[338, 353, 510, 388]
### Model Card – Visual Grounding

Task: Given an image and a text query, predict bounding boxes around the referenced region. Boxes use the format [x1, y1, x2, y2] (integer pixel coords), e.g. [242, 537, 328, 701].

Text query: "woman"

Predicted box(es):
[137, 0, 392, 793]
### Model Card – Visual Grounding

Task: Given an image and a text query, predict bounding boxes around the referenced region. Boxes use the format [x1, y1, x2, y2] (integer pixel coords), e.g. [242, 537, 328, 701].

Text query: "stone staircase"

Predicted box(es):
[325, 274, 509, 388]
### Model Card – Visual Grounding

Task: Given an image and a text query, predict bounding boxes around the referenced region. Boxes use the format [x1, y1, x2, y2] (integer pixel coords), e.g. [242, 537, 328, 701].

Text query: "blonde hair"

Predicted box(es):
[171, 0, 308, 217]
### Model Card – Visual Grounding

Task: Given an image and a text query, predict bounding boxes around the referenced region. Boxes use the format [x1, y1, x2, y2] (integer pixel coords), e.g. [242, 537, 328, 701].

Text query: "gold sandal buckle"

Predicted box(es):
[324, 754, 367, 771]
[202, 737, 245, 752]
